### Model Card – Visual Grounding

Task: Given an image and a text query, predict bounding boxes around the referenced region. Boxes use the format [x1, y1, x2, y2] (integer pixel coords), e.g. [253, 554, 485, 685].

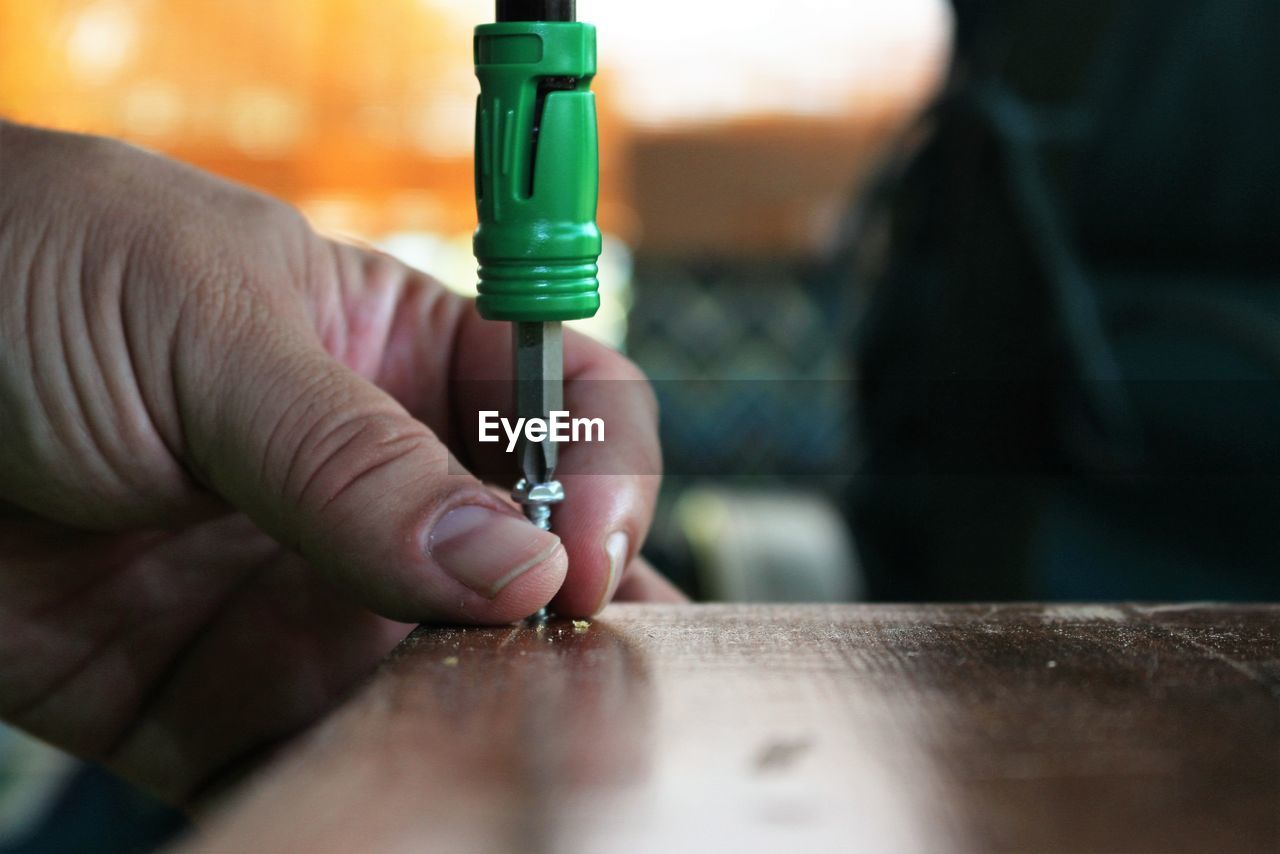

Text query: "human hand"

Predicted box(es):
[0, 122, 680, 803]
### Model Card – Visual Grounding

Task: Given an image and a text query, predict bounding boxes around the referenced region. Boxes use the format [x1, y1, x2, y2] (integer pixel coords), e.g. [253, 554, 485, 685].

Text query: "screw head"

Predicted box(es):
[512, 479, 565, 506]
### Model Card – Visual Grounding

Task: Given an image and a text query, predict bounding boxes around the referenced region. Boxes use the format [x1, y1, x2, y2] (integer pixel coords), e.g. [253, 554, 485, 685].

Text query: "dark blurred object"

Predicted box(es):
[1, 725, 183, 854]
[849, 0, 1280, 600]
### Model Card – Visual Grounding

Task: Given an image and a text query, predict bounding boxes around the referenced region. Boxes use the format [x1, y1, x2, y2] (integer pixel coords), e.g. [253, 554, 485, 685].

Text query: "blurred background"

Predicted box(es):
[0, 0, 951, 609]
[6, 0, 1280, 850]
[0, 1, 949, 849]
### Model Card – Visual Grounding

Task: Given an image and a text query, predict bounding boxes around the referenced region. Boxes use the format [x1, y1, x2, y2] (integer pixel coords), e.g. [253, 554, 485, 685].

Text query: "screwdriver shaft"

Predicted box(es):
[512, 321, 563, 488]
[512, 321, 564, 623]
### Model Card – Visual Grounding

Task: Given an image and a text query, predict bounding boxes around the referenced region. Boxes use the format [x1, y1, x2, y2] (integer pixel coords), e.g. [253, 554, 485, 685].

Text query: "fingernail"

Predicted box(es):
[428, 505, 562, 598]
[594, 531, 630, 615]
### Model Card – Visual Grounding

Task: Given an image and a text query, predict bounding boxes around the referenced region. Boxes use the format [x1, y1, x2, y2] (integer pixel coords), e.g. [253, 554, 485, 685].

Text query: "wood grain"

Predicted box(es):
[183, 604, 1280, 853]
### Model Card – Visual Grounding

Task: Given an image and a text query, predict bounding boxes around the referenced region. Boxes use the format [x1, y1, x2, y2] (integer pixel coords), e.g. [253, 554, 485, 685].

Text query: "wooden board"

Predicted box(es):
[184, 604, 1280, 853]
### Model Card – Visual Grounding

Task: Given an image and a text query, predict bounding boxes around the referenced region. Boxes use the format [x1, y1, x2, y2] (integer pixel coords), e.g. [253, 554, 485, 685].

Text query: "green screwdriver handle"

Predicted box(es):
[473, 20, 602, 323]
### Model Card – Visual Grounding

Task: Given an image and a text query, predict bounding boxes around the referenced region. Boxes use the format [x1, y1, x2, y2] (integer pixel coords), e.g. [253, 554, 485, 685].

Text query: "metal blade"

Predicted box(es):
[512, 321, 563, 485]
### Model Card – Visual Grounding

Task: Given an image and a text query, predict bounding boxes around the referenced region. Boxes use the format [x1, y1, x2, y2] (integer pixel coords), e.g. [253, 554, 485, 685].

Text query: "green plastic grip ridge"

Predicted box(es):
[473, 21, 602, 323]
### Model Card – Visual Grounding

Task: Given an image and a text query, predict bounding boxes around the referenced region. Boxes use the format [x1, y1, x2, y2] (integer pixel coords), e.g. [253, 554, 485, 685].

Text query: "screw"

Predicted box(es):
[512, 478, 565, 531]
[513, 478, 564, 621]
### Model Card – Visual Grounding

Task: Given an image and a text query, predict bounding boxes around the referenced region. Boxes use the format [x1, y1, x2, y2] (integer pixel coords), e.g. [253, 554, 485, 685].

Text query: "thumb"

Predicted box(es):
[177, 307, 566, 625]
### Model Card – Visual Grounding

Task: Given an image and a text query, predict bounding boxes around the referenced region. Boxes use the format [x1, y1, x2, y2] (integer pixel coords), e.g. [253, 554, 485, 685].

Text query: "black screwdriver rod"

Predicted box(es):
[496, 0, 575, 22]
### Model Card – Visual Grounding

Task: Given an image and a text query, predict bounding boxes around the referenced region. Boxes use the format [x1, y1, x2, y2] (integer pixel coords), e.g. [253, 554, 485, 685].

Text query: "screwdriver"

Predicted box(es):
[473, 2, 601, 541]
